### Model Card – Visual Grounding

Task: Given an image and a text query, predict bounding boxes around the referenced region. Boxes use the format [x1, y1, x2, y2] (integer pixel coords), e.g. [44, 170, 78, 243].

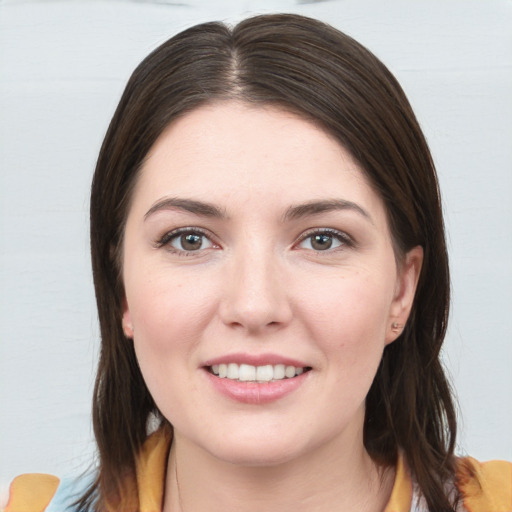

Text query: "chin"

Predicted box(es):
[203, 432, 305, 468]
[214, 446, 298, 468]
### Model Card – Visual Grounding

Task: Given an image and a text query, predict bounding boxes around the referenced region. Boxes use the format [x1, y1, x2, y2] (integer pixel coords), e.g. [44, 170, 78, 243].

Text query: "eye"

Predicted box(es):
[158, 228, 215, 253]
[297, 229, 350, 251]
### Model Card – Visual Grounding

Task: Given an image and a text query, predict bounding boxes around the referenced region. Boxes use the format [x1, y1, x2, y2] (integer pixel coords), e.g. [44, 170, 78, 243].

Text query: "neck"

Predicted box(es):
[163, 428, 394, 512]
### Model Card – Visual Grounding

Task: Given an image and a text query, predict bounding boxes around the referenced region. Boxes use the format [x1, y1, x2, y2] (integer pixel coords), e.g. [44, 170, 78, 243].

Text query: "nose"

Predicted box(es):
[219, 247, 293, 334]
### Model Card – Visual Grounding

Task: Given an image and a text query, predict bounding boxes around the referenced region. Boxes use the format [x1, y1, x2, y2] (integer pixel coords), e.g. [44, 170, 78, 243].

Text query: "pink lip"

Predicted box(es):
[205, 371, 309, 404]
[201, 353, 312, 405]
[203, 353, 309, 368]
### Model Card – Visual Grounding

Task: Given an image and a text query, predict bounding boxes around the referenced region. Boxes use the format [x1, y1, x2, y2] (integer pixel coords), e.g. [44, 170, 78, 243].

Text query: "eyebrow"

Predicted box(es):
[283, 199, 373, 224]
[144, 197, 372, 224]
[144, 197, 227, 220]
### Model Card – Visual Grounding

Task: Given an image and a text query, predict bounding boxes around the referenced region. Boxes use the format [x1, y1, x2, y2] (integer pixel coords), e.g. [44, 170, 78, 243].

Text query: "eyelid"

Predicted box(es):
[294, 228, 355, 250]
[156, 226, 220, 253]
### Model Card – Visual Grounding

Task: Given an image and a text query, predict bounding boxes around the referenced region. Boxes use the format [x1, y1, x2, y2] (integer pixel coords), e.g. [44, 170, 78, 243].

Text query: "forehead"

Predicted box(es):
[133, 101, 388, 226]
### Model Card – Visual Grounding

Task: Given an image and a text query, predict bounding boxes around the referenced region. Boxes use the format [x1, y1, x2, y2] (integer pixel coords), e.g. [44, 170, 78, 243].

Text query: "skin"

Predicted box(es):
[121, 101, 423, 512]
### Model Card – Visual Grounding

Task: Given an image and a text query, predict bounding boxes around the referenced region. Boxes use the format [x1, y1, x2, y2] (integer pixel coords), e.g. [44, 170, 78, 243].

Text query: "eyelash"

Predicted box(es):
[295, 228, 354, 252]
[156, 227, 354, 256]
[156, 227, 217, 255]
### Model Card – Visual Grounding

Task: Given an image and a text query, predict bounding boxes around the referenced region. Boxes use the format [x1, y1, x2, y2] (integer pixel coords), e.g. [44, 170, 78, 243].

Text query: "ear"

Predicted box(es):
[385, 245, 423, 344]
[122, 296, 134, 339]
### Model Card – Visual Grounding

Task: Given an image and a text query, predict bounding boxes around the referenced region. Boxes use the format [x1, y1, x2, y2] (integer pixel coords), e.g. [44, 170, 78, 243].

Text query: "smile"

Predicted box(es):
[210, 363, 310, 382]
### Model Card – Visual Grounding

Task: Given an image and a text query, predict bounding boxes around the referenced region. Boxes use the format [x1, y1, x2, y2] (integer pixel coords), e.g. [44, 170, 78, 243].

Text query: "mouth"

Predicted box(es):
[208, 363, 312, 383]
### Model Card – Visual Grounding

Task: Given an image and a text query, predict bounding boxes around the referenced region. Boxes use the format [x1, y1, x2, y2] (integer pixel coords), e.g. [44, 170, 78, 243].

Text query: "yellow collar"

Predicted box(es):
[383, 453, 413, 512]
[134, 428, 415, 512]
[133, 428, 512, 512]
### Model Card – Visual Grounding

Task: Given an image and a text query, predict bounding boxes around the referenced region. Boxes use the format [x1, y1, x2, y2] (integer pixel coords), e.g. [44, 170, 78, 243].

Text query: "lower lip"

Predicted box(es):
[204, 369, 310, 404]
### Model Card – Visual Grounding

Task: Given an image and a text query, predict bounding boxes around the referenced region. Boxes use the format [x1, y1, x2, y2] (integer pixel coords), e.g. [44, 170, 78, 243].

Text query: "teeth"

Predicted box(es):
[210, 363, 307, 382]
[227, 363, 239, 379]
[274, 364, 285, 379]
[256, 364, 273, 382]
[239, 364, 256, 381]
[285, 365, 296, 378]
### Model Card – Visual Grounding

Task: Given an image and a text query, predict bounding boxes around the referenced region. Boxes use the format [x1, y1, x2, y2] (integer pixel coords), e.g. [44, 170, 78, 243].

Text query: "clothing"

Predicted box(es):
[4, 428, 511, 512]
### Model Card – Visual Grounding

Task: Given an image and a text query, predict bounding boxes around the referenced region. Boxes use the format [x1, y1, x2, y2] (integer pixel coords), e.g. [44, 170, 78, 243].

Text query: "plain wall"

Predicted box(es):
[1, 0, 511, 499]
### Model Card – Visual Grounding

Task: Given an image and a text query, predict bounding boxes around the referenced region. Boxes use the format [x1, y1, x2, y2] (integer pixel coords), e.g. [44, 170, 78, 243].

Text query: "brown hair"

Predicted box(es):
[84, 13, 459, 511]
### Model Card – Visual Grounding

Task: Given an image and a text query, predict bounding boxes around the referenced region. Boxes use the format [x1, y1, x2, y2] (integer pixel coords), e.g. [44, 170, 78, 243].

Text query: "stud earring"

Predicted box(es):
[391, 322, 403, 331]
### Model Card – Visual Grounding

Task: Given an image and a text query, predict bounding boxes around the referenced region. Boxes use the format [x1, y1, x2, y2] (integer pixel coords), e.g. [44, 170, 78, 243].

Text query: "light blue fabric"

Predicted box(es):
[45, 475, 93, 512]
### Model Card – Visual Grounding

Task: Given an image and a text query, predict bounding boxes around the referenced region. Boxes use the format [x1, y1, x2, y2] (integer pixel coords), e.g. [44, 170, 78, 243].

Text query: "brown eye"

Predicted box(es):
[181, 233, 203, 251]
[166, 230, 213, 252]
[311, 234, 333, 250]
[297, 230, 348, 252]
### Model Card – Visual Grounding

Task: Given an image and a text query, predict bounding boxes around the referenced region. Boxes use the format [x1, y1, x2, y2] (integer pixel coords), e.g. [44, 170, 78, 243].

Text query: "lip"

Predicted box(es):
[203, 369, 310, 404]
[203, 353, 309, 368]
[201, 353, 311, 405]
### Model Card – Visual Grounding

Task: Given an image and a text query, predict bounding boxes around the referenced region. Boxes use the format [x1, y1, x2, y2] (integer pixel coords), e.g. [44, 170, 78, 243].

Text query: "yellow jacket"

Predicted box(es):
[4, 429, 512, 512]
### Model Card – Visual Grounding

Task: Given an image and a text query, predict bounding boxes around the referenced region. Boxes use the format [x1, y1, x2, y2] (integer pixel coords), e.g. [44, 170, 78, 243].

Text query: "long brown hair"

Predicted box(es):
[84, 13, 459, 511]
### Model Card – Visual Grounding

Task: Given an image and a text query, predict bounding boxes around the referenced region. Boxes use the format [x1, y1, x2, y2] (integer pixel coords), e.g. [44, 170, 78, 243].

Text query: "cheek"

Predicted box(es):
[127, 273, 219, 423]
[298, 268, 395, 388]
[125, 266, 220, 383]
[301, 269, 394, 341]
[127, 265, 216, 334]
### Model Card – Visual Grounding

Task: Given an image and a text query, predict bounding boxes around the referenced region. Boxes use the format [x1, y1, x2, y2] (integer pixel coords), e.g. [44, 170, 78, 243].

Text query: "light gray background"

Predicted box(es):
[1, 0, 511, 501]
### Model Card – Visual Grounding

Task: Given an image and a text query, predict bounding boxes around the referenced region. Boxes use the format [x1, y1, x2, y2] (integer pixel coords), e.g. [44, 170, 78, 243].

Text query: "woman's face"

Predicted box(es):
[122, 101, 422, 466]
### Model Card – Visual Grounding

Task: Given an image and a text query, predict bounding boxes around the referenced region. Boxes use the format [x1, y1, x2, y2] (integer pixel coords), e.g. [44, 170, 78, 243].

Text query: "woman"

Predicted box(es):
[5, 13, 510, 512]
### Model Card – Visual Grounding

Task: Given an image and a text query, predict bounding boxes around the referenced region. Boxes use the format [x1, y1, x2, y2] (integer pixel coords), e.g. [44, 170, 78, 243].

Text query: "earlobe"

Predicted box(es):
[122, 297, 134, 339]
[386, 245, 423, 344]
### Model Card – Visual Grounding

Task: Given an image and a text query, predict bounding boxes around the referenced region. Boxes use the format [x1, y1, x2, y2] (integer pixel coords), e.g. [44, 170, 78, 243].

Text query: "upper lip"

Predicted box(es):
[203, 353, 310, 368]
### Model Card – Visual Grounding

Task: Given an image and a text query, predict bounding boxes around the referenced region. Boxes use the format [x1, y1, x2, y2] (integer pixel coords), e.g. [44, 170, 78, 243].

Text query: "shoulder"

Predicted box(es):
[4, 473, 92, 512]
[456, 457, 512, 512]
[4, 474, 59, 512]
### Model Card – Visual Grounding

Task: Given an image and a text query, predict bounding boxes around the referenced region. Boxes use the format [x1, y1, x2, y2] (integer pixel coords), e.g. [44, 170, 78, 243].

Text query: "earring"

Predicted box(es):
[391, 322, 403, 332]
